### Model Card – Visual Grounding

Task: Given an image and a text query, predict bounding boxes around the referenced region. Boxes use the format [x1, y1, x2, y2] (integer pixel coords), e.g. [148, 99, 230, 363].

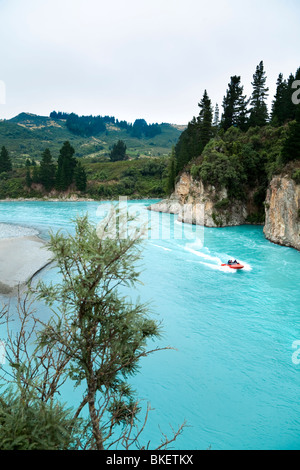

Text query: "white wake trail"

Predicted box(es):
[184, 240, 252, 273]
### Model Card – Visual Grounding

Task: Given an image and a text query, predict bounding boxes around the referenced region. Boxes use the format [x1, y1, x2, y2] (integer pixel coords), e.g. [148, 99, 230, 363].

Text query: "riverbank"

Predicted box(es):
[0, 223, 52, 295]
[0, 195, 160, 202]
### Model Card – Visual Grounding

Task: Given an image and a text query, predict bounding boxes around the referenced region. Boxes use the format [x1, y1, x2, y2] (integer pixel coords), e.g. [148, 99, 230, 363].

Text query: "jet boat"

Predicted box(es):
[221, 260, 244, 270]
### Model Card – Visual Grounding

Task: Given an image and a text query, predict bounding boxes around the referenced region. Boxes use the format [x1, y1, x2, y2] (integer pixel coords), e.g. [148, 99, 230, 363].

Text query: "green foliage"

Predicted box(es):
[281, 109, 300, 164]
[0, 178, 25, 199]
[192, 125, 285, 205]
[25, 167, 32, 187]
[33, 214, 172, 449]
[39, 148, 56, 191]
[214, 198, 230, 210]
[190, 164, 201, 180]
[221, 76, 249, 131]
[74, 161, 87, 192]
[292, 169, 300, 184]
[200, 149, 246, 199]
[166, 148, 177, 194]
[110, 140, 127, 162]
[249, 61, 269, 127]
[0, 388, 81, 450]
[0, 113, 181, 166]
[0, 146, 12, 173]
[131, 119, 161, 139]
[55, 141, 77, 191]
[65, 113, 106, 137]
[50, 112, 162, 140]
[175, 90, 213, 174]
[85, 157, 168, 199]
[0, 215, 184, 449]
[245, 212, 265, 224]
[197, 90, 213, 150]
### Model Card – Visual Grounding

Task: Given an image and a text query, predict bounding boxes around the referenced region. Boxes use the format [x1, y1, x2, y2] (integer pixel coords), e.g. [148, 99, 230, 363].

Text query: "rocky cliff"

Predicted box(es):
[148, 170, 300, 251]
[148, 172, 248, 227]
[264, 175, 300, 251]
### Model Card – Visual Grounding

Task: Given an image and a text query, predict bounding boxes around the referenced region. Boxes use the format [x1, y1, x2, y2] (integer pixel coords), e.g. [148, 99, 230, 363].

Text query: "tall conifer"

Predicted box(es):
[271, 73, 288, 126]
[56, 141, 77, 191]
[0, 146, 12, 173]
[249, 61, 269, 127]
[221, 76, 249, 131]
[40, 148, 56, 191]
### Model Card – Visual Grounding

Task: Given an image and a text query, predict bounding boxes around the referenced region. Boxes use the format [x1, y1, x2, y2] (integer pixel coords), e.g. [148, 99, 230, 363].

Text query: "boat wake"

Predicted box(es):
[184, 239, 252, 273]
[151, 243, 172, 252]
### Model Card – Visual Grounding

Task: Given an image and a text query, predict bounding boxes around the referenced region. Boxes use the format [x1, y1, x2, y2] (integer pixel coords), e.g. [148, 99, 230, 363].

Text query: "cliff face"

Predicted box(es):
[149, 171, 300, 251]
[264, 175, 300, 251]
[148, 172, 248, 227]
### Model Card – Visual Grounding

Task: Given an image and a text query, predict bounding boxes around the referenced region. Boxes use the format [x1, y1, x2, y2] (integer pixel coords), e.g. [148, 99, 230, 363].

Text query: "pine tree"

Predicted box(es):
[0, 146, 12, 173]
[197, 89, 213, 150]
[281, 105, 300, 164]
[74, 161, 87, 192]
[56, 142, 77, 191]
[249, 61, 269, 127]
[32, 165, 40, 184]
[110, 140, 127, 162]
[40, 148, 56, 191]
[175, 91, 213, 175]
[166, 146, 177, 194]
[221, 76, 249, 131]
[283, 73, 296, 122]
[175, 118, 199, 174]
[271, 73, 288, 126]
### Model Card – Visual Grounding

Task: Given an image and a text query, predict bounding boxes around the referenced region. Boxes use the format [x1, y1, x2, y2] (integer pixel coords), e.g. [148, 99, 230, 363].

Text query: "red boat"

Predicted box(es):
[221, 260, 244, 270]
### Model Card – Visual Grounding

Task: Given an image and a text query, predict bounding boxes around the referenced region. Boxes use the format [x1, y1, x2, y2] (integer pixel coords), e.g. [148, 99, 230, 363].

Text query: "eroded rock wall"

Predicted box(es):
[264, 176, 300, 251]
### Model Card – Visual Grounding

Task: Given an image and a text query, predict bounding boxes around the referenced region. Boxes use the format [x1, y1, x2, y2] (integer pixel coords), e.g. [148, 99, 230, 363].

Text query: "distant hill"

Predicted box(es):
[0, 112, 185, 166]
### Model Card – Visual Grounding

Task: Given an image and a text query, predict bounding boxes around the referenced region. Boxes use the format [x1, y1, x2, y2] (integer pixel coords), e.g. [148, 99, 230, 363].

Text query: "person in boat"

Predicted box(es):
[228, 260, 233, 265]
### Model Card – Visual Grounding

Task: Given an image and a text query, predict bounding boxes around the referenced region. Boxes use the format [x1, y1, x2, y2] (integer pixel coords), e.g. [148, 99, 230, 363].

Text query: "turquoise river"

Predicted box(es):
[0, 200, 300, 450]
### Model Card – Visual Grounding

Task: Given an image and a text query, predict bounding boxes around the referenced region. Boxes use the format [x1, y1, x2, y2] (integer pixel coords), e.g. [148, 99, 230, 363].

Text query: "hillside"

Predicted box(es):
[0, 112, 185, 200]
[0, 113, 184, 166]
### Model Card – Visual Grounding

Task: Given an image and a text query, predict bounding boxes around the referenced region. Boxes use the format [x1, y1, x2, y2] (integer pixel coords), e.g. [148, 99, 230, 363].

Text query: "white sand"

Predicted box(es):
[0, 224, 52, 294]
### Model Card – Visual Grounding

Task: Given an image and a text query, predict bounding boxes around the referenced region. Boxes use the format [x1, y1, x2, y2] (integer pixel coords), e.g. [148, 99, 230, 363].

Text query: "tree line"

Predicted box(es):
[172, 61, 300, 182]
[26, 141, 87, 192]
[50, 112, 162, 139]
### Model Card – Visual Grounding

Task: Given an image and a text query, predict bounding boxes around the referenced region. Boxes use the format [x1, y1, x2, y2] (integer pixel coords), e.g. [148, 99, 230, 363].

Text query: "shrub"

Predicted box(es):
[292, 169, 300, 185]
[214, 198, 230, 210]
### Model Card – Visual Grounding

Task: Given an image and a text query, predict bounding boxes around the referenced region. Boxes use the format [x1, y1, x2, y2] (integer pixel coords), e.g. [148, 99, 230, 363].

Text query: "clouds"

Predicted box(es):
[0, 0, 299, 124]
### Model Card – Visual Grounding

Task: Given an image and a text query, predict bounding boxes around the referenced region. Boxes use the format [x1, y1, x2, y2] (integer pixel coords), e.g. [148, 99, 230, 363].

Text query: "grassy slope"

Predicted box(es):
[0, 113, 184, 199]
[0, 113, 183, 165]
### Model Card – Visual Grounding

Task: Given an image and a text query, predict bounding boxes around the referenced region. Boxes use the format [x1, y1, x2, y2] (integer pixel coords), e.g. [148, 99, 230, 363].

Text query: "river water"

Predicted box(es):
[0, 200, 299, 450]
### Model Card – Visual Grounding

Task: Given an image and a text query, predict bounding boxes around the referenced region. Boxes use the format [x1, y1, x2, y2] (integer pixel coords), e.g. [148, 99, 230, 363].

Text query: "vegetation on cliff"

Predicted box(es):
[168, 61, 300, 222]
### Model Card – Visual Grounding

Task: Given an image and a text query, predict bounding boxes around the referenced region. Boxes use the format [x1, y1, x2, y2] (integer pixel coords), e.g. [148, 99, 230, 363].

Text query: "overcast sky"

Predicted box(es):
[0, 0, 299, 124]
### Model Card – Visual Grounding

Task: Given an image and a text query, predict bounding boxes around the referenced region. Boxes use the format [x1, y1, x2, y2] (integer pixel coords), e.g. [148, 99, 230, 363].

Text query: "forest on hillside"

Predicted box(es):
[50, 112, 162, 139]
[167, 61, 300, 213]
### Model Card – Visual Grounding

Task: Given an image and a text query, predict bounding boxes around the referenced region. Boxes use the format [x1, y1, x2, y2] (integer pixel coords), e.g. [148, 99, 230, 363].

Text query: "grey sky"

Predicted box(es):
[0, 0, 299, 124]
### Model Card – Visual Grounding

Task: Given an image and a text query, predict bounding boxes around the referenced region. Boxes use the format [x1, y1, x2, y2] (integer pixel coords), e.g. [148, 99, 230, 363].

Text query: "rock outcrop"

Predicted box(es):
[264, 175, 300, 251]
[148, 172, 248, 227]
[149, 170, 300, 251]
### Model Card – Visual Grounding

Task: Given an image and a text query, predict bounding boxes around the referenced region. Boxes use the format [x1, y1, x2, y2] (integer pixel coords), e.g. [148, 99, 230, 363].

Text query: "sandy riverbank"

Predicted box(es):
[0, 224, 52, 295]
